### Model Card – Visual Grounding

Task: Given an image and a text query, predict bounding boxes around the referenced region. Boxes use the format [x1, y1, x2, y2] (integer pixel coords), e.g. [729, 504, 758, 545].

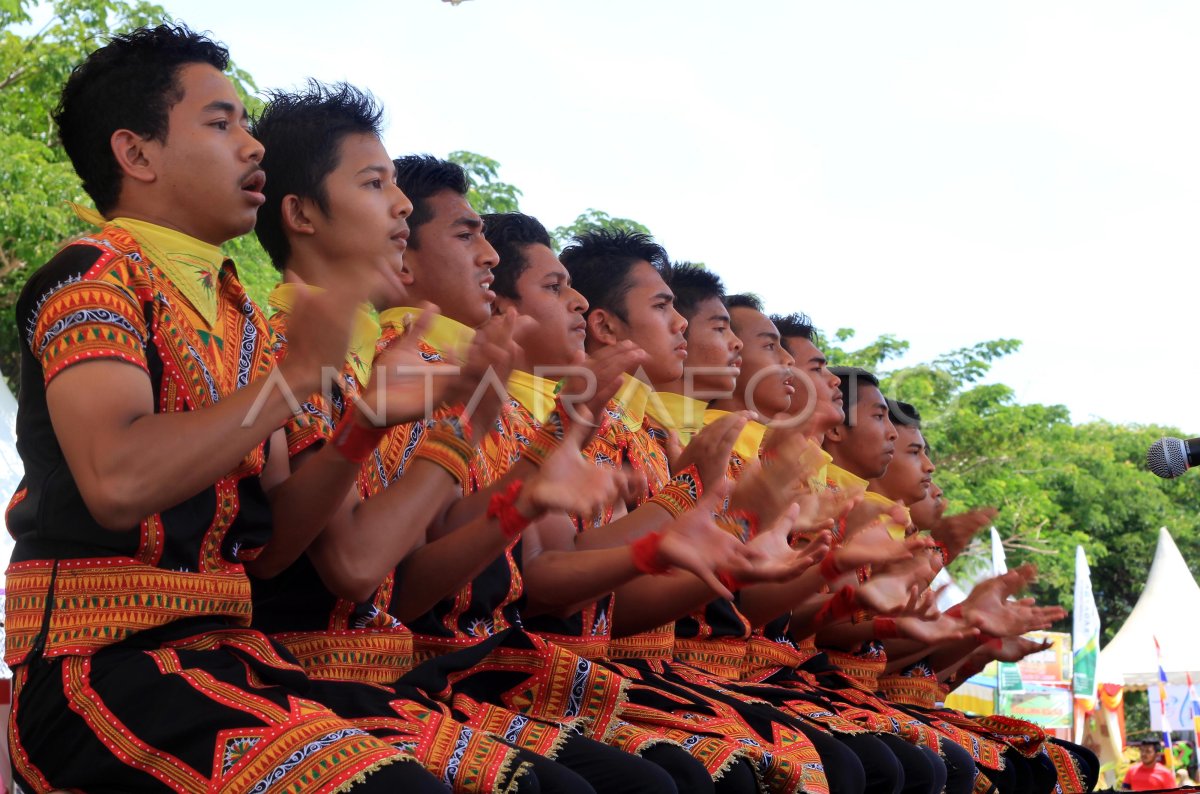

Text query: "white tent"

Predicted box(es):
[1098, 527, 1200, 688]
[0, 370, 19, 585]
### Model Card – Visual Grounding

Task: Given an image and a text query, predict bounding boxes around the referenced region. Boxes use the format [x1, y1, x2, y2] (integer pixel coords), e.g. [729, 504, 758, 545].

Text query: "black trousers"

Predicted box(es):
[877, 733, 945, 794]
[552, 734, 683, 794]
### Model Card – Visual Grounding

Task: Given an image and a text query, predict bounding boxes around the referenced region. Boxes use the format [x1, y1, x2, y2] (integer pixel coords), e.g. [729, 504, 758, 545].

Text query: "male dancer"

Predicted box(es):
[5, 26, 442, 791]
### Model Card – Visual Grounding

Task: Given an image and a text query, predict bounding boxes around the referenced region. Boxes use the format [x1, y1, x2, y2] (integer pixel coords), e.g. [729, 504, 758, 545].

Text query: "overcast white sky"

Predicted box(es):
[52, 1, 1200, 430]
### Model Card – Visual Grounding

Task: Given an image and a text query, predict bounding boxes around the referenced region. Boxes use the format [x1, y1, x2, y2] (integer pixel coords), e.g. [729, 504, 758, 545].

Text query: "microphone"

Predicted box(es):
[1146, 437, 1200, 478]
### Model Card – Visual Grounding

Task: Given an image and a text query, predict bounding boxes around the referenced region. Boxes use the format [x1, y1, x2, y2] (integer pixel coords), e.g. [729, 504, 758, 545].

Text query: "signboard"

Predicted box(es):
[998, 687, 1073, 728]
[997, 631, 1072, 689]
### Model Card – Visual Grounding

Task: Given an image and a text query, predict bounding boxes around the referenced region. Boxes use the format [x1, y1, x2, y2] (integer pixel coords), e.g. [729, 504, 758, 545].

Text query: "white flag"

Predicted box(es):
[1073, 545, 1100, 704]
[990, 526, 1007, 577]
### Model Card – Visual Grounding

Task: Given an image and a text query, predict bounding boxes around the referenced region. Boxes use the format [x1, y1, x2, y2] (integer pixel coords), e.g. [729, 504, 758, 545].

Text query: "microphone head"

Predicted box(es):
[1147, 437, 1189, 478]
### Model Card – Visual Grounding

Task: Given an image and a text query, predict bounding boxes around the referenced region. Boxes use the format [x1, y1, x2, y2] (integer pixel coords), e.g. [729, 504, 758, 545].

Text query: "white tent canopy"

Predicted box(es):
[0, 370, 19, 585]
[1098, 527, 1200, 689]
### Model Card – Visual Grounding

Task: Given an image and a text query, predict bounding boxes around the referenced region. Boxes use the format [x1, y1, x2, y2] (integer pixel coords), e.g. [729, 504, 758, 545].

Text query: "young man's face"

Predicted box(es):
[783, 335, 845, 430]
[305, 132, 412, 308]
[681, 296, 742, 397]
[1139, 745, 1159, 766]
[603, 261, 687, 384]
[401, 189, 498, 327]
[495, 243, 588, 369]
[826, 383, 897, 479]
[150, 63, 265, 246]
[908, 480, 944, 531]
[873, 425, 934, 505]
[730, 306, 794, 418]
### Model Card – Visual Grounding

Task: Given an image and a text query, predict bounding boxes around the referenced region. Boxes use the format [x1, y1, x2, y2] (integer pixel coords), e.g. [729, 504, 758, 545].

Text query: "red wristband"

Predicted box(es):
[631, 532, 670, 574]
[487, 480, 533, 539]
[717, 570, 744, 593]
[981, 633, 1003, 650]
[873, 616, 901, 639]
[330, 401, 387, 463]
[818, 552, 845, 582]
[946, 604, 964, 619]
[812, 585, 858, 626]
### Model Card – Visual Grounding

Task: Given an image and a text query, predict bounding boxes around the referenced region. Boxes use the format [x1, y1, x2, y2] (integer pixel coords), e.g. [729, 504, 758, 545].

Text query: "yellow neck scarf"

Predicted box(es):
[862, 490, 912, 541]
[703, 409, 767, 462]
[378, 306, 475, 363]
[268, 283, 380, 387]
[71, 203, 224, 328]
[507, 369, 559, 424]
[644, 391, 708, 446]
[614, 374, 653, 431]
[825, 463, 869, 494]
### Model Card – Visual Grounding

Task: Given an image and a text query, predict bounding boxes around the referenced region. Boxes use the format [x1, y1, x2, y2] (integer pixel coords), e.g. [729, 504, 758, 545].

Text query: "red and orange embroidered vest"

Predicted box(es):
[6, 225, 275, 666]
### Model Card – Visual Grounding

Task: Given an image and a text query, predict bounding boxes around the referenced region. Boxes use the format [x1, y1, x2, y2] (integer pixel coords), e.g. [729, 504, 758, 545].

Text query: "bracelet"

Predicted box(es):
[330, 401, 387, 463]
[812, 585, 858, 626]
[818, 552, 846, 582]
[873, 616, 901, 640]
[647, 465, 703, 519]
[413, 417, 475, 486]
[631, 532, 670, 574]
[717, 570, 744, 593]
[487, 480, 533, 539]
[932, 540, 950, 565]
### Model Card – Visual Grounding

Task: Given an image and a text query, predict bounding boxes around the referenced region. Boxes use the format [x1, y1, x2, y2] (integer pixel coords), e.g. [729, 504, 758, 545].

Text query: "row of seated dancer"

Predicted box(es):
[5, 23, 1101, 794]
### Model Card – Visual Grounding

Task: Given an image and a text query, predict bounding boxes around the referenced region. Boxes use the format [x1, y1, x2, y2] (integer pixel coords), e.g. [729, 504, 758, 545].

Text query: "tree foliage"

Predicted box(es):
[449, 150, 522, 215]
[552, 209, 651, 251]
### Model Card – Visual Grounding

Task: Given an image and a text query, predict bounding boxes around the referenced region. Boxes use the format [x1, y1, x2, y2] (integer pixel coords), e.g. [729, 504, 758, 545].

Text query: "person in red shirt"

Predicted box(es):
[1123, 739, 1177, 790]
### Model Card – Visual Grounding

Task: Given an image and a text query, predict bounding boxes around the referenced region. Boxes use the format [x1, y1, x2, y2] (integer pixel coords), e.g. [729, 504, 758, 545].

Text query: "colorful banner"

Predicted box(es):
[1072, 545, 1100, 704]
[1147, 683, 1198, 734]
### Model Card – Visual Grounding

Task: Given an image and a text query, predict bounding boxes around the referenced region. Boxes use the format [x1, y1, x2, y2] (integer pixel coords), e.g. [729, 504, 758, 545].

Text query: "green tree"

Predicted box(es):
[449, 150, 522, 215]
[551, 208, 651, 250]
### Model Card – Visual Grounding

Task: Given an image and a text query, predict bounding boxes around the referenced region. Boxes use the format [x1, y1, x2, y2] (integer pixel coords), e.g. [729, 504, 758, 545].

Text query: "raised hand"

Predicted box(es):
[931, 507, 997, 557]
[833, 516, 916, 570]
[729, 505, 832, 584]
[872, 545, 942, 598]
[280, 281, 365, 396]
[856, 569, 920, 616]
[673, 410, 748, 494]
[518, 407, 636, 520]
[654, 489, 748, 600]
[453, 309, 520, 442]
[555, 341, 647, 429]
[357, 305, 456, 426]
[956, 564, 1065, 637]
[894, 612, 978, 645]
[729, 460, 806, 534]
[990, 635, 1054, 663]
